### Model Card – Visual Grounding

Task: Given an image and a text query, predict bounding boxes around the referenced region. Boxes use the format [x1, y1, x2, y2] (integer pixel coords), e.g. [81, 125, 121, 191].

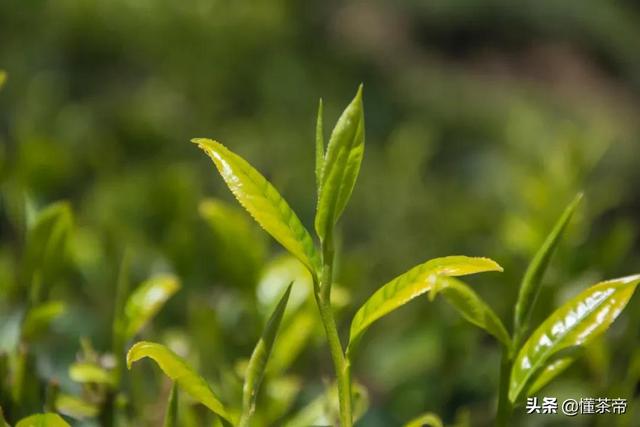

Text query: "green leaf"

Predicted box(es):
[240, 283, 293, 426]
[164, 383, 178, 427]
[268, 309, 316, 376]
[514, 193, 582, 339]
[0, 70, 6, 90]
[315, 98, 325, 194]
[526, 356, 575, 396]
[314, 86, 364, 241]
[348, 256, 503, 354]
[127, 341, 233, 423]
[0, 406, 9, 427]
[509, 274, 640, 403]
[193, 138, 320, 274]
[22, 301, 66, 340]
[404, 412, 444, 427]
[123, 275, 180, 341]
[430, 277, 511, 348]
[69, 362, 116, 387]
[15, 413, 70, 427]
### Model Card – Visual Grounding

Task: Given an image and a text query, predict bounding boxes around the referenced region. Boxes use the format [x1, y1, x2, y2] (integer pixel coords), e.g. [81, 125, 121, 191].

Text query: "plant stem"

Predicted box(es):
[315, 233, 352, 427]
[496, 350, 513, 427]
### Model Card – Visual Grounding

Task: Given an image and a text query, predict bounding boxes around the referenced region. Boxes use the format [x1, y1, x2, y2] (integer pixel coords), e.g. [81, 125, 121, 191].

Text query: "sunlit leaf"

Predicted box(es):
[404, 412, 444, 427]
[127, 341, 233, 423]
[315, 98, 325, 194]
[509, 274, 640, 403]
[193, 138, 320, 274]
[514, 193, 582, 339]
[240, 284, 292, 426]
[124, 275, 180, 341]
[15, 413, 70, 427]
[69, 362, 116, 387]
[348, 256, 503, 354]
[315, 86, 364, 241]
[22, 301, 66, 340]
[55, 394, 100, 419]
[430, 277, 511, 348]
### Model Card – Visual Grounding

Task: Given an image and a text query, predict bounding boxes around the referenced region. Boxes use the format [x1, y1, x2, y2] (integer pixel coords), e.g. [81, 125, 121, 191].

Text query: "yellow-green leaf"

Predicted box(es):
[16, 413, 70, 427]
[430, 277, 511, 348]
[22, 301, 66, 340]
[127, 341, 233, 423]
[314, 86, 364, 241]
[514, 193, 582, 340]
[193, 138, 320, 274]
[348, 256, 503, 354]
[509, 274, 640, 403]
[404, 412, 444, 427]
[240, 284, 292, 427]
[69, 362, 116, 387]
[0, 71, 6, 90]
[124, 275, 180, 341]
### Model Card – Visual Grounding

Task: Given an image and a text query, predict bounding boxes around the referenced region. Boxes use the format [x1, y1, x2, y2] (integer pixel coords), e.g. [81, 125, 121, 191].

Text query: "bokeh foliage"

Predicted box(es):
[1, 0, 640, 426]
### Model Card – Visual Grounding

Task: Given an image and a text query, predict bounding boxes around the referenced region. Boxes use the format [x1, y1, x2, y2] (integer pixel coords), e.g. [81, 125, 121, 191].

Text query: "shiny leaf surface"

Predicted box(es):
[127, 341, 232, 423]
[348, 256, 503, 354]
[193, 138, 320, 274]
[510, 274, 640, 403]
[430, 277, 511, 348]
[240, 284, 292, 426]
[314, 86, 364, 241]
[124, 275, 180, 341]
[15, 414, 70, 427]
[514, 193, 582, 338]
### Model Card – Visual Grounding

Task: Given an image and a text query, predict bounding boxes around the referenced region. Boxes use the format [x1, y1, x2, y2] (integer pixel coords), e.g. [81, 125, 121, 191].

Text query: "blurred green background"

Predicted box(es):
[1, 0, 640, 426]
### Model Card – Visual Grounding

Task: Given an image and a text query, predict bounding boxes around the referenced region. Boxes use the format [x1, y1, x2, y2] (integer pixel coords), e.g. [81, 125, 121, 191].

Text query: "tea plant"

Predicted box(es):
[187, 86, 503, 426]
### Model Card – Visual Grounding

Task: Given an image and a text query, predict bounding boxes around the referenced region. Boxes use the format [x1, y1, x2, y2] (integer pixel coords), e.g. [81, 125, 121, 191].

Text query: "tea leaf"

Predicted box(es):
[526, 356, 575, 396]
[193, 138, 320, 274]
[164, 383, 178, 427]
[15, 413, 70, 427]
[240, 283, 293, 426]
[430, 277, 511, 348]
[514, 193, 582, 339]
[22, 301, 66, 340]
[315, 98, 325, 194]
[404, 412, 444, 427]
[69, 362, 116, 387]
[509, 274, 640, 403]
[124, 275, 180, 341]
[348, 256, 503, 354]
[315, 86, 364, 241]
[127, 341, 233, 423]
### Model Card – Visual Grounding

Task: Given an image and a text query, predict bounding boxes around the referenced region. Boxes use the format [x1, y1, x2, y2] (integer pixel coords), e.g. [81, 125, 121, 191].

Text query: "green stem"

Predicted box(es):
[496, 350, 513, 427]
[315, 234, 352, 427]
